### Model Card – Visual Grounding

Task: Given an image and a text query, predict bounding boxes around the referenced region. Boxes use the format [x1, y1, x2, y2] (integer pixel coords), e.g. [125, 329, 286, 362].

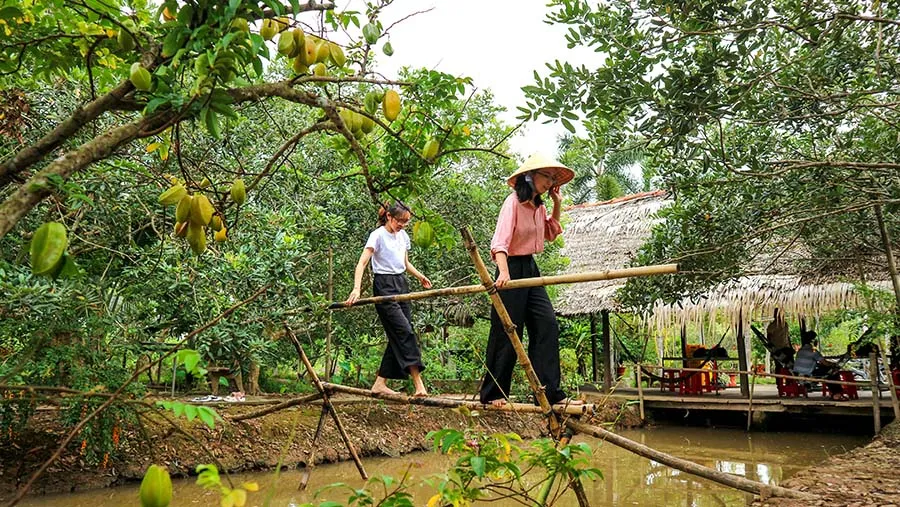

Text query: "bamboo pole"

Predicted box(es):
[286, 328, 368, 480]
[320, 382, 596, 415]
[566, 419, 816, 500]
[328, 263, 678, 309]
[880, 346, 900, 420]
[870, 352, 882, 433]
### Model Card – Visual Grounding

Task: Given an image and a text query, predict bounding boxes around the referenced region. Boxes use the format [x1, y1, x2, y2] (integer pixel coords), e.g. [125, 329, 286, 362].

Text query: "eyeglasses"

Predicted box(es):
[535, 171, 557, 184]
[392, 216, 410, 225]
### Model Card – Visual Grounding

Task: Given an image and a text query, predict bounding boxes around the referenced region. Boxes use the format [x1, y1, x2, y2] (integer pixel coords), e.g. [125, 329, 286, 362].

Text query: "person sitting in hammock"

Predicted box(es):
[793, 330, 847, 401]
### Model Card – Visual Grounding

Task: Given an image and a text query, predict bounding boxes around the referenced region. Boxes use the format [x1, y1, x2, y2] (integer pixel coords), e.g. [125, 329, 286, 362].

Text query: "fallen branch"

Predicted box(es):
[228, 392, 323, 422]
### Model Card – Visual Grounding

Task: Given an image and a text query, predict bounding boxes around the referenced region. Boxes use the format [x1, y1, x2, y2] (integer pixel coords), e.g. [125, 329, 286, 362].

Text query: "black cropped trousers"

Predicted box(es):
[479, 255, 567, 405]
[373, 273, 425, 379]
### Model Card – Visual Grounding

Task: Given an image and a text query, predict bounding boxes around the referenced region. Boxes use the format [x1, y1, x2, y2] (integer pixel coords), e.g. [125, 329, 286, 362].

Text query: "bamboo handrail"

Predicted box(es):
[637, 363, 873, 389]
[328, 263, 678, 309]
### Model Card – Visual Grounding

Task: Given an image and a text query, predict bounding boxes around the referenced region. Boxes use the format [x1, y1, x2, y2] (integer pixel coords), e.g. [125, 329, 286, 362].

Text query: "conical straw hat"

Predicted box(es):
[506, 153, 575, 188]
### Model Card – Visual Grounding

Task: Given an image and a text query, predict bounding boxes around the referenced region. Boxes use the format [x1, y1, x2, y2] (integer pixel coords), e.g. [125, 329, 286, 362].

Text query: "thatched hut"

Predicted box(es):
[556, 191, 893, 395]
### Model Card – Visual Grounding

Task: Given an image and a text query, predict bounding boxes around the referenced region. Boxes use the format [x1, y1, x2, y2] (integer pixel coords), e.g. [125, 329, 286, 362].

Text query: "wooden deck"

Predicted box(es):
[584, 383, 899, 418]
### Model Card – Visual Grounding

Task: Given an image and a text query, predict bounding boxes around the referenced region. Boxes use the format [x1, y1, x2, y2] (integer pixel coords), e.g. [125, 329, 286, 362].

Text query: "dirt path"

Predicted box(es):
[0, 394, 634, 500]
[753, 420, 900, 507]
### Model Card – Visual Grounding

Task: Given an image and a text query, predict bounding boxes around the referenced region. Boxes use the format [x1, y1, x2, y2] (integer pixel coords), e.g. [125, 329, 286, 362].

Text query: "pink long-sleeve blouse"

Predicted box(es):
[490, 193, 562, 260]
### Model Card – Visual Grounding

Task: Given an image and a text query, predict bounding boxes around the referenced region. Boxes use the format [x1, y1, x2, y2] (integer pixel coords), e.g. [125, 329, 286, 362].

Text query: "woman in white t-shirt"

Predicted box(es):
[345, 202, 432, 396]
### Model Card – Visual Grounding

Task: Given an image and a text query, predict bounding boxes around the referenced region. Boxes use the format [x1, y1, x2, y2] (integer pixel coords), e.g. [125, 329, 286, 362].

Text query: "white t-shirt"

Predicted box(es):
[365, 226, 410, 274]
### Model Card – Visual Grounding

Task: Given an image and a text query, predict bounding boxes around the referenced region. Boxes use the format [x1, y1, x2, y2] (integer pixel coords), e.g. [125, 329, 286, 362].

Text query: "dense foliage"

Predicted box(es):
[524, 0, 900, 316]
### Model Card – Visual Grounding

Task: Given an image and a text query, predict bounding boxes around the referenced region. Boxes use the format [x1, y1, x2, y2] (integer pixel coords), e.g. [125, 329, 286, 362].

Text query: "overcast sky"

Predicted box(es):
[366, 0, 600, 163]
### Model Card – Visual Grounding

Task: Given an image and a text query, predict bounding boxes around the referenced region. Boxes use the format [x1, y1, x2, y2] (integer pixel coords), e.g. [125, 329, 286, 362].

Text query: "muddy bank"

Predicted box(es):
[753, 420, 900, 507]
[0, 394, 637, 500]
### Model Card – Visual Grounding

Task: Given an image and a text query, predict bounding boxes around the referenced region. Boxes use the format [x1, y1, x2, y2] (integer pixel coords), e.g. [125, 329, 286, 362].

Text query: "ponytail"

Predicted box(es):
[377, 200, 410, 226]
[513, 174, 543, 206]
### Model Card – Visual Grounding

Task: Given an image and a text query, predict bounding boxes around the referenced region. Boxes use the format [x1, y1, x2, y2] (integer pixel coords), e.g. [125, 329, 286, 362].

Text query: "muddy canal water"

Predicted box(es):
[20, 426, 867, 506]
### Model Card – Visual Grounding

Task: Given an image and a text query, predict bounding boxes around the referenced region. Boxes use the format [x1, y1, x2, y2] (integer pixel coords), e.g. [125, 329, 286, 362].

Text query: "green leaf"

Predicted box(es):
[172, 401, 185, 417]
[561, 117, 575, 133]
[184, 403, 198, 421]
[470, 456, 486, 478]
[197, 406, 217, 429]
[0, 7, 23, 19]
[205, 108, 221, 138]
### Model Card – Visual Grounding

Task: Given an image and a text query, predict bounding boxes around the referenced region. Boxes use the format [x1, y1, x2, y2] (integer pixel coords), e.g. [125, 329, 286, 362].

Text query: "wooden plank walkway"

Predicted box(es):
[585, 384, 898, 417]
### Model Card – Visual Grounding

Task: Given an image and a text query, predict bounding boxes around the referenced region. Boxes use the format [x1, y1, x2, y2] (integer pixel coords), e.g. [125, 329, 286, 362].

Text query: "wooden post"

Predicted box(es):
[636, 362, 645, 423]
[590, 313, 598, 383]
[325, 246, 333, 381]
[870, 351, 881, 433]
[880, 345, 900, 420]
[736, 315, 750, 398]
[746, 366, 757, 432]
[602, 310, 612, 393]
[680, 324, 688, 370]
[459, 228, 559, 435]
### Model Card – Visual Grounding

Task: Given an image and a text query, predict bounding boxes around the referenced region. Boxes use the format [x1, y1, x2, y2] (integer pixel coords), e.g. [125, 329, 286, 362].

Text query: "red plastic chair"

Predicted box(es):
[822, 371, 858, 400]
[661, 369, 678, 392]
[681, 370, 710, 395]
[776, 367, 808, 398]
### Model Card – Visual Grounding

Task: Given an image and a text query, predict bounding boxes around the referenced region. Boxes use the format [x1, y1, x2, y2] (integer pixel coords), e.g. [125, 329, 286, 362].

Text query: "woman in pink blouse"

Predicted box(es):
[479, 154, 581, 407]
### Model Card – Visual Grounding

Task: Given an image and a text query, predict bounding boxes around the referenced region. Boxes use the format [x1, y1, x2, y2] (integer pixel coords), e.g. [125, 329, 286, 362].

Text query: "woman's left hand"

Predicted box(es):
[420, 275, 432, 289]
[549, 185, 561, 203]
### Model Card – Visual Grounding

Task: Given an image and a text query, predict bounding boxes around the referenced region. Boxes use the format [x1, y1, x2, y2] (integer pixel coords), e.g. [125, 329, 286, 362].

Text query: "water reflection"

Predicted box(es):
[17, 426, 867, 507]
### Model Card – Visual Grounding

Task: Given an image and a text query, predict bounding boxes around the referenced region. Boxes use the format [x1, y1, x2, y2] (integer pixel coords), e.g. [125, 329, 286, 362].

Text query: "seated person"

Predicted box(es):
[793, 331, 847, 401]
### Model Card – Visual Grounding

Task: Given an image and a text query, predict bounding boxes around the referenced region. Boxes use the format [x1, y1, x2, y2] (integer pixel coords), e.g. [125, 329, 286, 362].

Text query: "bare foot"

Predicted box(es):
[371, 385, 399, 395]
[413, 390, 428, 398]
[554, 397, 585, 406]
[488, 399, 507, 408]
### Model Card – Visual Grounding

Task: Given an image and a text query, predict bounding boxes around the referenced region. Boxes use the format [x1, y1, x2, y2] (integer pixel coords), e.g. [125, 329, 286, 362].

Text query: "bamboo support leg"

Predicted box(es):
[870, 352, 881, 433]
[460, 228, 559, 435]
[299, 405, 330, 490]
[566, 419, 815, 500]
[287, 327, 368, 480]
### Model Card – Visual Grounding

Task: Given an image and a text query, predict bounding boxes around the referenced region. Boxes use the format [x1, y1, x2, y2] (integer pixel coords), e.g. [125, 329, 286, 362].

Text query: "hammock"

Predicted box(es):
[616, 330, 729, 384]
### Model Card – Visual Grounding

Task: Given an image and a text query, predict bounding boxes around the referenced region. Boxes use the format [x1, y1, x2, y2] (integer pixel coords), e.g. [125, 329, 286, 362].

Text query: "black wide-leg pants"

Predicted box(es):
[479, 255, 567, 405]
[373, 273, 425, 379]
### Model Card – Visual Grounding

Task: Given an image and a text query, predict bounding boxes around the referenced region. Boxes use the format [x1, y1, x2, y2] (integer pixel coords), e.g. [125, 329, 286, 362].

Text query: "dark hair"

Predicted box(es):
[377, 200, 410, 226]
[801, 330, 817, 346]
[513, 174, 543, 206]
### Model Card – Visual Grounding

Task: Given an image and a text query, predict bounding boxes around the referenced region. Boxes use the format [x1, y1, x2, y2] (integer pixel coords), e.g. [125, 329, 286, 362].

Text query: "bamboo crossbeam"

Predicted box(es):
[567, 419, 815, 500]
[320, 383, 596, 416]
[328, 263, 678, 309]
[638, 363, 870, 388]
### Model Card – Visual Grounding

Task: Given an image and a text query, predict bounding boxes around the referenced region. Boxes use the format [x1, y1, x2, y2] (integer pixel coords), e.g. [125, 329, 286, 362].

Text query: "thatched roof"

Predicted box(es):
[555, 191, 893, 333]
[556, 191, 670, 316]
